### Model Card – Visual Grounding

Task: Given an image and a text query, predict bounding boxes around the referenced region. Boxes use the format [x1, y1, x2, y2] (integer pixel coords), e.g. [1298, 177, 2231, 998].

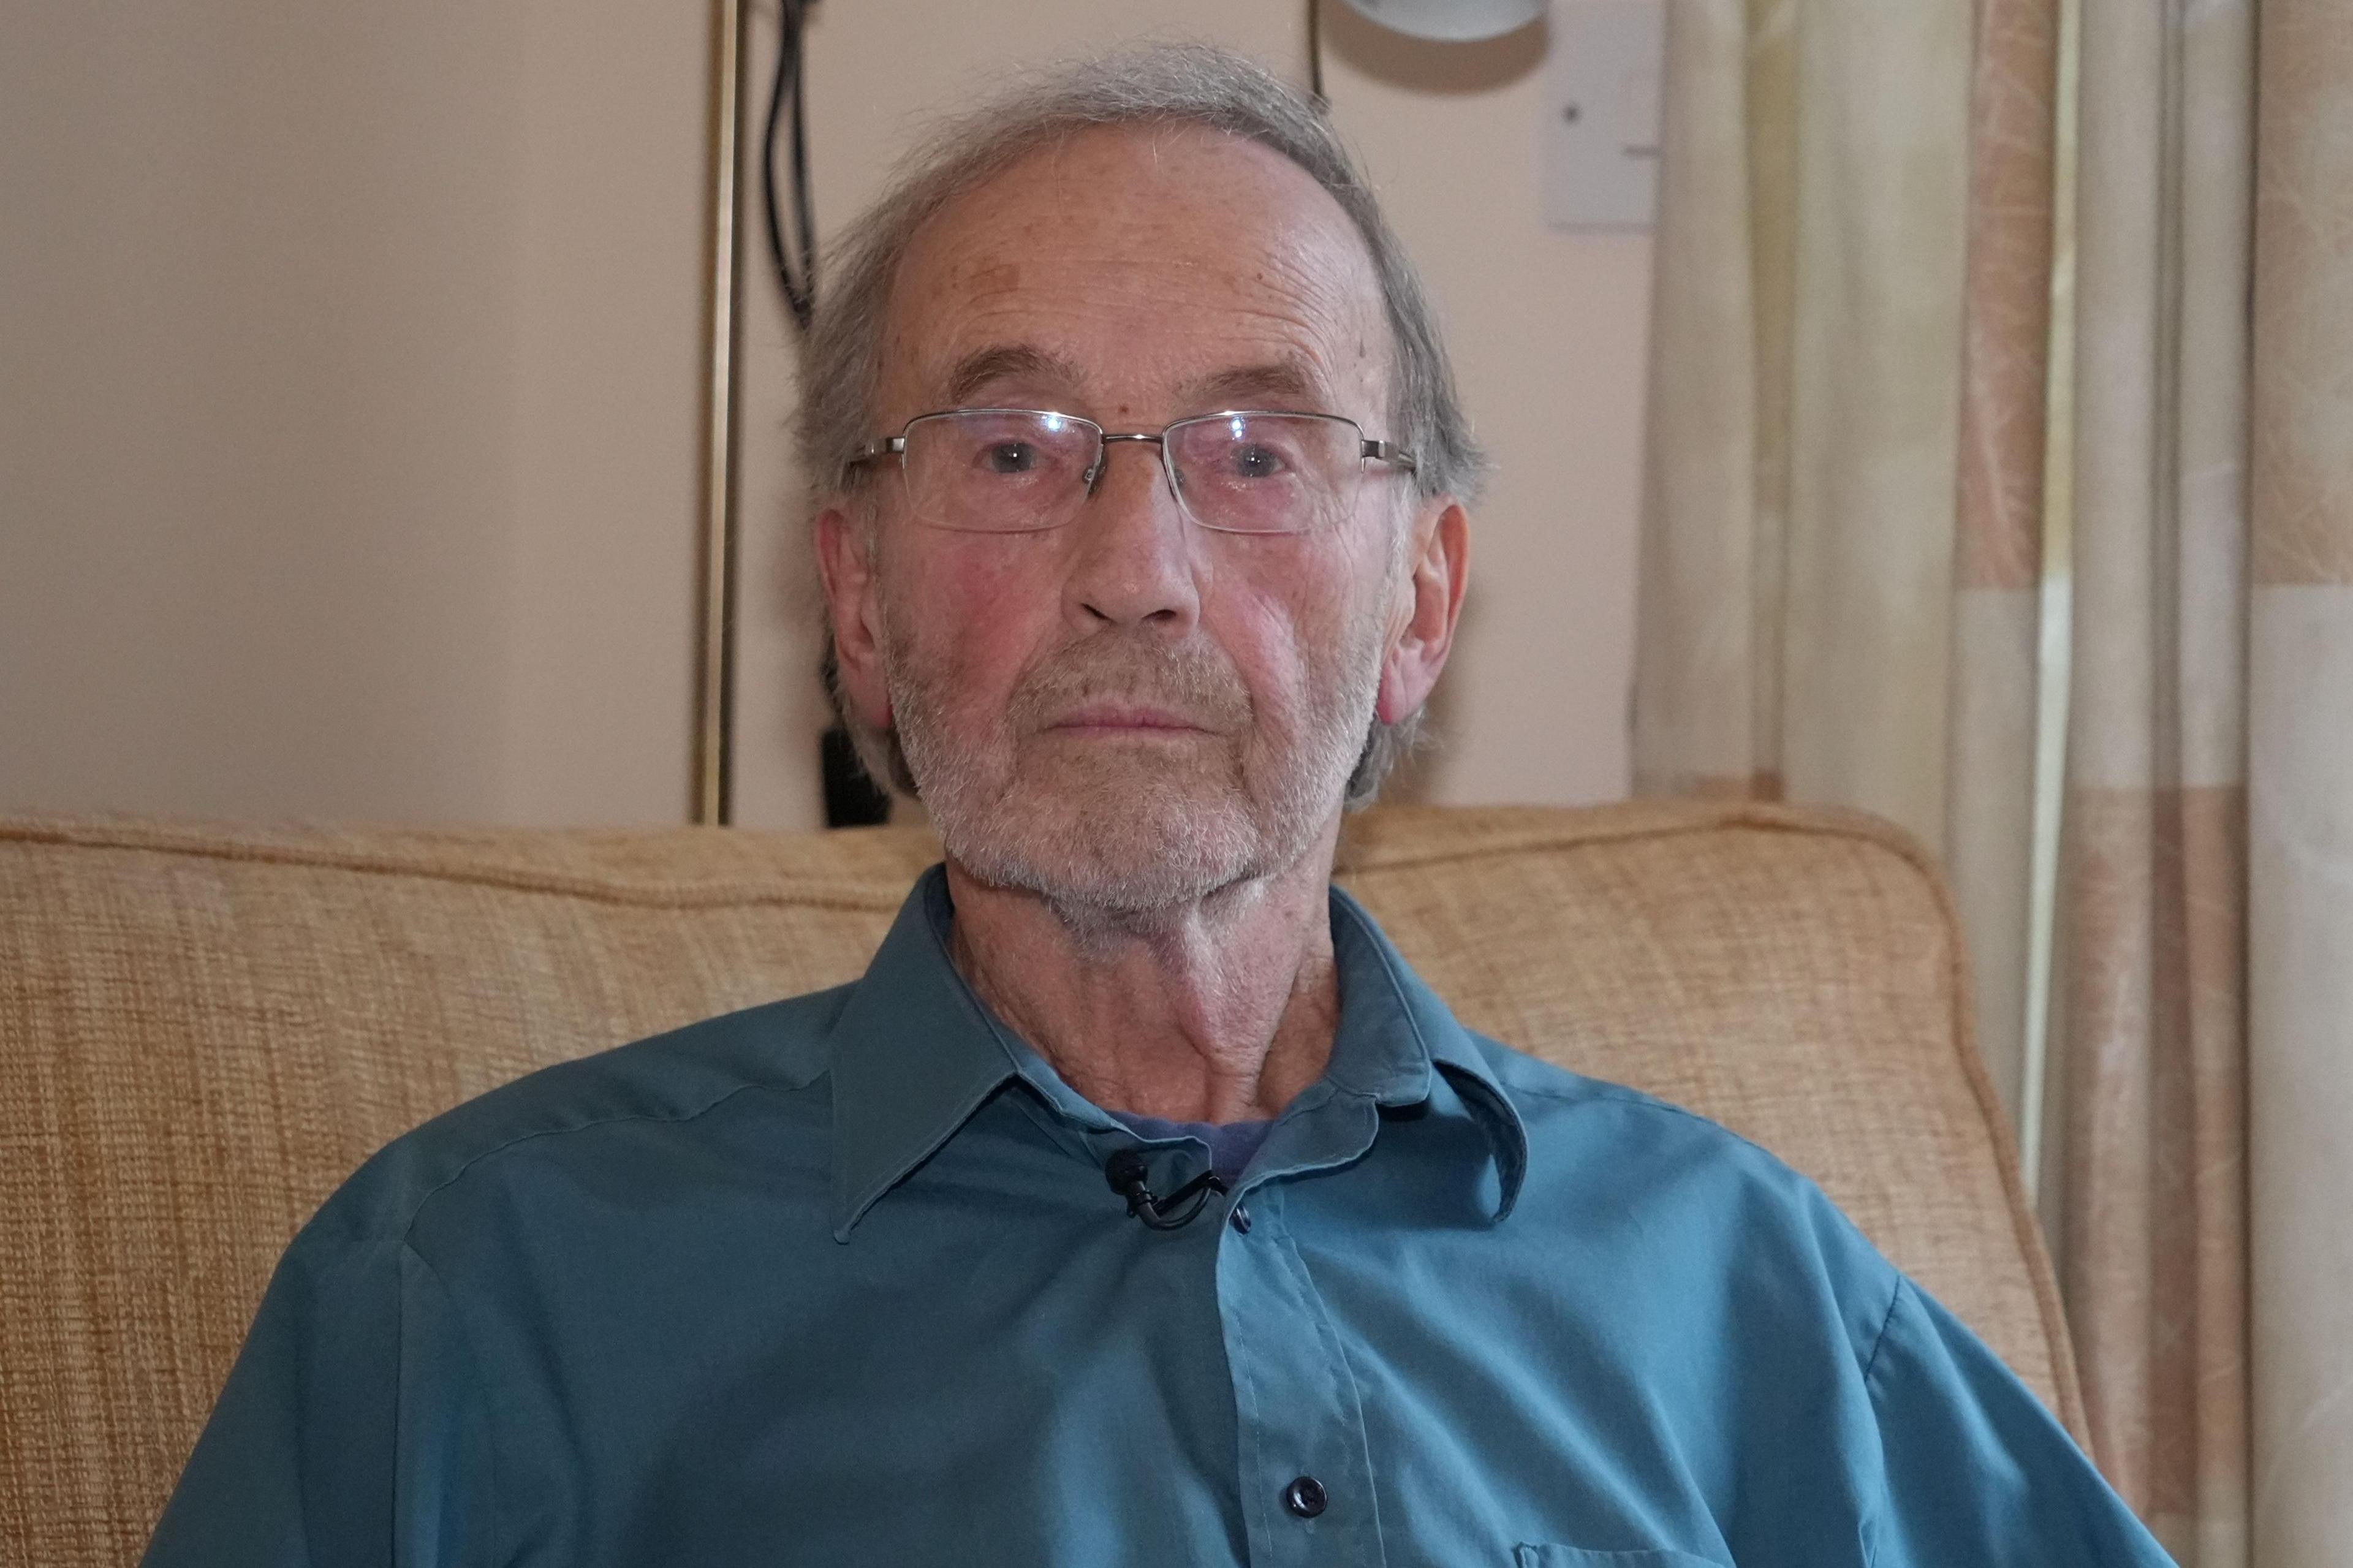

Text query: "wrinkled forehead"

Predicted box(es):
[876, 123, 1393, 426]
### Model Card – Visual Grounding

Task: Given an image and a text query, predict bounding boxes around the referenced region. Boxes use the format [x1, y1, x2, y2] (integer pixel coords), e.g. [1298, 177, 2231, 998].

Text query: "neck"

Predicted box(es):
[944, 817, 1344, 1125]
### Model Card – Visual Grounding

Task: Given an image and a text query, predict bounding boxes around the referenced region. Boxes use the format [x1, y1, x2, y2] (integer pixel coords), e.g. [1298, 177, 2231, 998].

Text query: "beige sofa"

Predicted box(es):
[0, 800, 2082, 1565]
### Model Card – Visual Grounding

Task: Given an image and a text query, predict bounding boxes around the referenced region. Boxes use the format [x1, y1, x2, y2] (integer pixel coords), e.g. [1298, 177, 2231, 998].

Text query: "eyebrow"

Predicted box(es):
[1177, 357, 1326, 411]
[941, 344, 1086, 406]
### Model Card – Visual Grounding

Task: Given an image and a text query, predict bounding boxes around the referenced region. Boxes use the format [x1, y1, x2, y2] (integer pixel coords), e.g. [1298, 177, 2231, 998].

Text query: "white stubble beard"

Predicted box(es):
[881, 601, 1387, 931]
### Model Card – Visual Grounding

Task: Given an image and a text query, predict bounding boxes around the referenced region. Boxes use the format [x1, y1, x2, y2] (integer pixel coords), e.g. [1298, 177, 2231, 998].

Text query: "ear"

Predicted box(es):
[816, 504, 892, 732]
[1377, 497, 1468, 725]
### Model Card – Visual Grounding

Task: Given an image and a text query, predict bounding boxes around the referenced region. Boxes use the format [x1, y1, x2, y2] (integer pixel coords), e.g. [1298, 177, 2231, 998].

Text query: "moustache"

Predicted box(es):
[1009, 637, 1254, 735]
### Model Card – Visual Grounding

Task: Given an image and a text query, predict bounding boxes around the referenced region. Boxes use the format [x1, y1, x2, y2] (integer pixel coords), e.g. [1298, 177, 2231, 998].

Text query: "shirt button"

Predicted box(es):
[1282, 1475, 1327, 1518]
[1230, 1202, 1252, 1234]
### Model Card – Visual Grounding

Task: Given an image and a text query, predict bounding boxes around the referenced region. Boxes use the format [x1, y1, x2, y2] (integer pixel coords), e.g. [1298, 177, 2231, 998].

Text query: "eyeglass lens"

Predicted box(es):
[898, 411, 1362, 534]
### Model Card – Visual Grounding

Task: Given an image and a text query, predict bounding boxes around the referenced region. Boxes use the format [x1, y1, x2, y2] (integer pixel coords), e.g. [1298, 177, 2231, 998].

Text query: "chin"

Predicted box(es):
[928, 754, 1330, 924]
[948, 786, 1259, 914]
[901, 695, 1367, 924]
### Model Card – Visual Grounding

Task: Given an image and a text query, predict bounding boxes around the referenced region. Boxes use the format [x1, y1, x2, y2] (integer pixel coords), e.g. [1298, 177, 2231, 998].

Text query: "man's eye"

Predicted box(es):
[1230, 444, 1289, 480]
[983, 442, 1038, 474]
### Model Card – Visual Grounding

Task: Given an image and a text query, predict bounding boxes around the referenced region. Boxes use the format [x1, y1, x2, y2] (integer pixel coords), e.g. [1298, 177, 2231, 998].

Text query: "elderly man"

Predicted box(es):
[146, 44, 2170, 1568]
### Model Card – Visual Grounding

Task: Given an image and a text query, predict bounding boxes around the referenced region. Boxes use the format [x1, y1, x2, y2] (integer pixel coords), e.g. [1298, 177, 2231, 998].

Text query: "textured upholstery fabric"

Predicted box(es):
[0, 800, 2082, 1566]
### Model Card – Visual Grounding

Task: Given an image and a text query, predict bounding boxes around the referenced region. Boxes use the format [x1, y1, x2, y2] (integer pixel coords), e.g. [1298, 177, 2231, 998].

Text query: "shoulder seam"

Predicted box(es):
[397, 1238, 503, 1556]
[1505, 1077, 1802, 1167]
[1506, 1079, 1692, 1115]
[1861, 1272, 1908, 1388]
[395, 1076, 807, 1248]
[1855, 1274, 1908, 1568]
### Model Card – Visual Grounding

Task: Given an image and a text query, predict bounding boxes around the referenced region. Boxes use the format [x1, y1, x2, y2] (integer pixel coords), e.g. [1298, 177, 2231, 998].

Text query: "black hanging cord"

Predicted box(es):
[762, 0, 817, 330]
[757, 2, 887, 826]
[1306, 0, 1326, 107]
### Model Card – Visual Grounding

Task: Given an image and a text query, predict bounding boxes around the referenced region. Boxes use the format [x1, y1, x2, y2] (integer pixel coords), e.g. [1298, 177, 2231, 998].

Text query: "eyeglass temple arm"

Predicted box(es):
[1362, 439, 1415, 472]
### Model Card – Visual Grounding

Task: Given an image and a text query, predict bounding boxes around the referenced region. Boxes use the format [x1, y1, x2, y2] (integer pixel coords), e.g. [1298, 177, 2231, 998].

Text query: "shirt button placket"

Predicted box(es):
[1217, 1181, 1384, 1567]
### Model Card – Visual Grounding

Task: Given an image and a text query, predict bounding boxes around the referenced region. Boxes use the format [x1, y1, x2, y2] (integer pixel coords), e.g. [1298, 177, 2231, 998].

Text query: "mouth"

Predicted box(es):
[1045, 705, 1216, 738]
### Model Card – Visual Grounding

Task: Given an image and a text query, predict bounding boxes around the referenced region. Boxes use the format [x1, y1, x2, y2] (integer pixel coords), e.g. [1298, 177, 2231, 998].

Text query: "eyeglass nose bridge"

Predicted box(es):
[1081, 430, 1180, 502]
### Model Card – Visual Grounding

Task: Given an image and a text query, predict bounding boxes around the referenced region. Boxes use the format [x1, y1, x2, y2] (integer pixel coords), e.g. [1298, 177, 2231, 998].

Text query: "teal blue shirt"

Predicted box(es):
[146, 868, 2172, 1567]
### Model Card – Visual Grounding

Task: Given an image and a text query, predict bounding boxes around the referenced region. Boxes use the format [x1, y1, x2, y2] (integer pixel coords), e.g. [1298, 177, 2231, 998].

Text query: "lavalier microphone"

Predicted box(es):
[1104, 1149, 1228, 1231]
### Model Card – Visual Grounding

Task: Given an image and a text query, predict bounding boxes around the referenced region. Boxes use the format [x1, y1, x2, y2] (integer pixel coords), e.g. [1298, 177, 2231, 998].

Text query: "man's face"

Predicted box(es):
[822, 124, 1449, 920]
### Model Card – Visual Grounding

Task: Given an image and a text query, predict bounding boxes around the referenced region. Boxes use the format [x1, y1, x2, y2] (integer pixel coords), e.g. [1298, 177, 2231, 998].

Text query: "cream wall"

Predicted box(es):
[1, 1, 1642, 828]
[1, 1, 706, 824]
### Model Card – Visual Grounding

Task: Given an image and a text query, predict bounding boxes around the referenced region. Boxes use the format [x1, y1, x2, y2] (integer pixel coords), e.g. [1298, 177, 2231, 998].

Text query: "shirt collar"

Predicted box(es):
[825, 865, 1528, 1239]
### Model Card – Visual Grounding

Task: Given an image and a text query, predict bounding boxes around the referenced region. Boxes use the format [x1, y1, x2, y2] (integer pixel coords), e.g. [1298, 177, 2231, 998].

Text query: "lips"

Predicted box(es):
[1047, 705, 1213, 734]
[1006, 635, 1254, 740]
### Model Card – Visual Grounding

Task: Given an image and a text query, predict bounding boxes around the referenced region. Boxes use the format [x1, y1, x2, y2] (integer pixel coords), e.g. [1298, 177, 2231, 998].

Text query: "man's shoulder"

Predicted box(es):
[1465, 1033, 1884, 1262]
[1460, 1029, 1748, 1148]
[1462, 1031, 1901, 1364]
[308, 983, 855, 1248]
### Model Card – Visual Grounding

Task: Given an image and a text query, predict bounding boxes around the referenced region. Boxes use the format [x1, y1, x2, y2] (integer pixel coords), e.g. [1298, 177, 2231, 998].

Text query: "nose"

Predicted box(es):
[1063, 436, 1201, 634]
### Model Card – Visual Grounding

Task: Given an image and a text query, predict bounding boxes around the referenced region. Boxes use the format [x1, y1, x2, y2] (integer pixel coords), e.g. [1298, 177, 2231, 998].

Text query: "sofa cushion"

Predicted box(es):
[0, 800, 2078, 1565]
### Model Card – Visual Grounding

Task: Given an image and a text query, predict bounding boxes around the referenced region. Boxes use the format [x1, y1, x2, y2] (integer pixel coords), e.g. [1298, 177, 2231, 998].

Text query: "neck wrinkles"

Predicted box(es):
[941, 820, 1343, 1126]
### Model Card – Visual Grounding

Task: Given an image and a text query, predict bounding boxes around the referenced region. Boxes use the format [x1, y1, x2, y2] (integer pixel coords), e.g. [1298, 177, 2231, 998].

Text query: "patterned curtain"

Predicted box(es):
[2246, 3, 2353, 1556]
[1634, 0, 2033, 1154]
[1629, 0, 2353, 1560]
[2053, 0, 2251, 1559]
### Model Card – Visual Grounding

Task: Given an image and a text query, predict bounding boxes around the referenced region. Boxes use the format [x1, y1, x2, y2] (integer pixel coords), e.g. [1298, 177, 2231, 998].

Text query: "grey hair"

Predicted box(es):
[802, 42, 1483, 808]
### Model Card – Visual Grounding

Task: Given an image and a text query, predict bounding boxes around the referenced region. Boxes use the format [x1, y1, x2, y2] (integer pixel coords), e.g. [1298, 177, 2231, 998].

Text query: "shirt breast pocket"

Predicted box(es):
[1513, 1548, 1726, 1568]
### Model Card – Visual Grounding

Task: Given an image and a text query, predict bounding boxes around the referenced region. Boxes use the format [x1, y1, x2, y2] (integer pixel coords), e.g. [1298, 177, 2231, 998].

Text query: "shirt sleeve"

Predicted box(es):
[141, 1219, 499, 1568]
[1861, 1276, 2177, 1568]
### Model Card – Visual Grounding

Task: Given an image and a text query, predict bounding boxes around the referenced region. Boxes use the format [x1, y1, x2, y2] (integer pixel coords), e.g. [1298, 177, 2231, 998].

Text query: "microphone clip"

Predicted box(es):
[1104, 1149, 1229, 1231]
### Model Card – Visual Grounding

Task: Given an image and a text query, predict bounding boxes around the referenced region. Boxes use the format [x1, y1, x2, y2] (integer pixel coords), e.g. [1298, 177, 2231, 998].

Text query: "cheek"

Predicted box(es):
[1206, 542, 1377, 717]
[885, 535, 1067, 703]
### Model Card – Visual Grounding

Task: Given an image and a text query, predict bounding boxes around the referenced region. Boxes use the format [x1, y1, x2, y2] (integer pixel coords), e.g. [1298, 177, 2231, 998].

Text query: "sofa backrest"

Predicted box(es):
[0, 800, 2079, 1564]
